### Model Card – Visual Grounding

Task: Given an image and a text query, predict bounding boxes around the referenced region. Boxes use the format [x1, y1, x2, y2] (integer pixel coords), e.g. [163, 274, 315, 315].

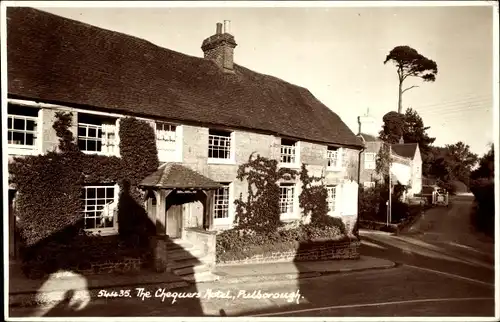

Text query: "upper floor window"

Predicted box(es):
[280, 139, 298, 165]
[327, 146, 342, 169]
[364, 152, 376, 170]
[80, 184, 118, 232]
[208, 129, 232, 160]
[7, 105, 39, 149]
[279, 183, 295, 215]
[213, 183, 230, 221]
[78, 113, 118, 155]
[326, 185, 338, 214]
[155, 122, 181, 161]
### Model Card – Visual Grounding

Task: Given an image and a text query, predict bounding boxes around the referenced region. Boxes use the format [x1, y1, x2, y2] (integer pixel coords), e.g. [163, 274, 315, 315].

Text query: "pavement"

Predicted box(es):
[8, 255, 395, 309]
[213, 256, 395, 283]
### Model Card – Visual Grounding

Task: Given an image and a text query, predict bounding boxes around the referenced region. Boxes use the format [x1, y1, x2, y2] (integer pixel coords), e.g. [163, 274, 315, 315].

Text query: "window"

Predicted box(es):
[78, 113, 118, 154]
[279, 183, 295, 214]
[156, 122, 177, 151]
[364, 152, 376, 170]
[326, 185, 337, 213]
[280, 139, 298, 164]
[7, 105, 39, 148]
[327, 146, 341, 169]
[208, 129, 232, 160]
[156, 122, 180, 161]
[363, 181, 375, 189]
[81, 185, 118, 231]
[213, 183, 230, 220]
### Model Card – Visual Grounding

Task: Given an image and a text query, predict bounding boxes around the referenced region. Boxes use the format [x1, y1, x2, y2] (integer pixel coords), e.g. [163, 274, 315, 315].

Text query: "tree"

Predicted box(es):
[470, 144, 494, 180]
[379, 111, 405, 144]
[445, 141, 478, 185]
[379, 108, 436, 177]
[427, 142, 478, 191]
[403, 108, 436, 176]
[384, 46, 438, 113]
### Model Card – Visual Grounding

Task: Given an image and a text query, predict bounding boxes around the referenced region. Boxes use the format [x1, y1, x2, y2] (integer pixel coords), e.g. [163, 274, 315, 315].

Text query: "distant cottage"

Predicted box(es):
[357, 111, 422, 197]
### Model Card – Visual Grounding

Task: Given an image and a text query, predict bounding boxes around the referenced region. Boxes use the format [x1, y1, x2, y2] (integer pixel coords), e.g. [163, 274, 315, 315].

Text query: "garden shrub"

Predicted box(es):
[470, 178, 494, 236]
[216, 221, 348, 262]
[10, 112, 159, 277]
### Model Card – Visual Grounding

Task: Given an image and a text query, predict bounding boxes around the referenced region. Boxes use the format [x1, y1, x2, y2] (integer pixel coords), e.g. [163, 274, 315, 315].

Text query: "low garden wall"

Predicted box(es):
[183, 227, 217, 269]
[216, 221, 360, 266]
[20, 234, 151, 279]
[217, 239, 360, 266]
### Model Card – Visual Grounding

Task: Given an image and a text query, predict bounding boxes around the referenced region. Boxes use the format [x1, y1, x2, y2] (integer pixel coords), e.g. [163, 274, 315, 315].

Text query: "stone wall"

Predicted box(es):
[27, 257, 144, 279]
[73, 258, 143, 276]
[183, 228, 217, 269]
[217, 240, 360, 266]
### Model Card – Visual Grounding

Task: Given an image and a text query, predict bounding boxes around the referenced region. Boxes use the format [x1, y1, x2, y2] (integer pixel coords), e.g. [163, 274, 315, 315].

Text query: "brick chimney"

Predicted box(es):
[201, 21, 237, 73]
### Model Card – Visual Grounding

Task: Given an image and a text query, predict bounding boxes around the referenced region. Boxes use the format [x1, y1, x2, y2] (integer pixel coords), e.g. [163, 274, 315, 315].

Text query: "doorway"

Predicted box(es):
[165, 191, 184, 239]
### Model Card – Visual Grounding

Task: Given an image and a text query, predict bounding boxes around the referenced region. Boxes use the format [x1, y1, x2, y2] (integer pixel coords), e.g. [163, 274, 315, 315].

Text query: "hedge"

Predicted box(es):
[216, 219, 348, 262]
[470, 178, 494, 236]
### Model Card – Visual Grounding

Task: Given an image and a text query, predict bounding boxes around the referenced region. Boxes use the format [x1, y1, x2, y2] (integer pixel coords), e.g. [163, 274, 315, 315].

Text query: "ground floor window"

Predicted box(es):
[213, 183, 230, 220]
[326, 185, 337, 213]
[279, 183, 295, 214]
[81, 184, 118, 230]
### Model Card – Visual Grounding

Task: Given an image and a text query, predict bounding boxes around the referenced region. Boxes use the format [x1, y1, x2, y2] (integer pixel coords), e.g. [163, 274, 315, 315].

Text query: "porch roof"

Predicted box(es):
[139, 163, 223, 190]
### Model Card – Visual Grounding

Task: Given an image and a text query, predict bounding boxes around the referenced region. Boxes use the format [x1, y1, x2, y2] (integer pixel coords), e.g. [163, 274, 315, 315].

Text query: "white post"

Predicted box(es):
[388, 144, 392, 225]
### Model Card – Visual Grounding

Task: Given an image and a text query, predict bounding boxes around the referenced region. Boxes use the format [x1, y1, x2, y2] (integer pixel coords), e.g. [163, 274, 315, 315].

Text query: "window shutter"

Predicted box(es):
[115, 119, 120, 149]
[101, 124, 108, 146]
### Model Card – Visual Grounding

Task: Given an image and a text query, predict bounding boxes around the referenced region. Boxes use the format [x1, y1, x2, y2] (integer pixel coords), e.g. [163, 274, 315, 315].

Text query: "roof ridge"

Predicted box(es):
[8, 7, 364, 148]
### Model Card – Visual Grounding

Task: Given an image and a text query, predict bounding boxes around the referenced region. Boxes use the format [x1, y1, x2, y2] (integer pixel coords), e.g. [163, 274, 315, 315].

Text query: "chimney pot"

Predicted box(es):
[216, 22, 222, 35]
[224, 20, 231, 34]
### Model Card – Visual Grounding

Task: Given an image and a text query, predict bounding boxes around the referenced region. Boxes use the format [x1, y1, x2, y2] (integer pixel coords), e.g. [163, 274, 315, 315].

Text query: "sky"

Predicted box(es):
[28, 2, 496, 156]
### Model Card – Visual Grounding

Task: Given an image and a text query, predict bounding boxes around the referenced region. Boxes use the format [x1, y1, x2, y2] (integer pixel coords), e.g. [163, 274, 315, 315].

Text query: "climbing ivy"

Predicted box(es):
[10, 111, 159, 274]
[234, 155, 341, 234]
[298, 164, 329, 226]
[233, 154, 298, 234]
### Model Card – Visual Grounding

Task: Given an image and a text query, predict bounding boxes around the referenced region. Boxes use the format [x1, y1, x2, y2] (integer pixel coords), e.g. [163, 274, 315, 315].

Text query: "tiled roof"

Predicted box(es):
[358, 133, 380, 142]
[140, 163, 223, 189]
[7, 7, 364, 148]
[391, 143, 418, 159]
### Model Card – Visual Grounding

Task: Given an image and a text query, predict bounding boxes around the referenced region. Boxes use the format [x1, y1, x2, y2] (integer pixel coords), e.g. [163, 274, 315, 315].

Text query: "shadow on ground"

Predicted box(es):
[9, 180, 207, 317]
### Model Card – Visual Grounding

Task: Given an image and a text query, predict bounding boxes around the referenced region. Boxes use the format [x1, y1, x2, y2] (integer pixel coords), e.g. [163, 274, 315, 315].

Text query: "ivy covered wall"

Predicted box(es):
[9, 111, 159, 276]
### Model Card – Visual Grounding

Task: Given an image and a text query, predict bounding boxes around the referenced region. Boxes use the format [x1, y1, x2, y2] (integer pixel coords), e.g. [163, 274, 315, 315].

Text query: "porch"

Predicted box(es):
[139, 163, 222, 273]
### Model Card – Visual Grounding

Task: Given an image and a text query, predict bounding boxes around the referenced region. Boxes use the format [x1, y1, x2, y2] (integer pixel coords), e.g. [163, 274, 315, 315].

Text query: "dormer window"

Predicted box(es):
[280, 139, 300, 166]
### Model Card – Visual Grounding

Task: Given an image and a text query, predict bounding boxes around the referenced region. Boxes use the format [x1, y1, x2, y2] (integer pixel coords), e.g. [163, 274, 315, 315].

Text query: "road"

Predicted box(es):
[360, 194, 495, 285]
[9, 195, 496, 318]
